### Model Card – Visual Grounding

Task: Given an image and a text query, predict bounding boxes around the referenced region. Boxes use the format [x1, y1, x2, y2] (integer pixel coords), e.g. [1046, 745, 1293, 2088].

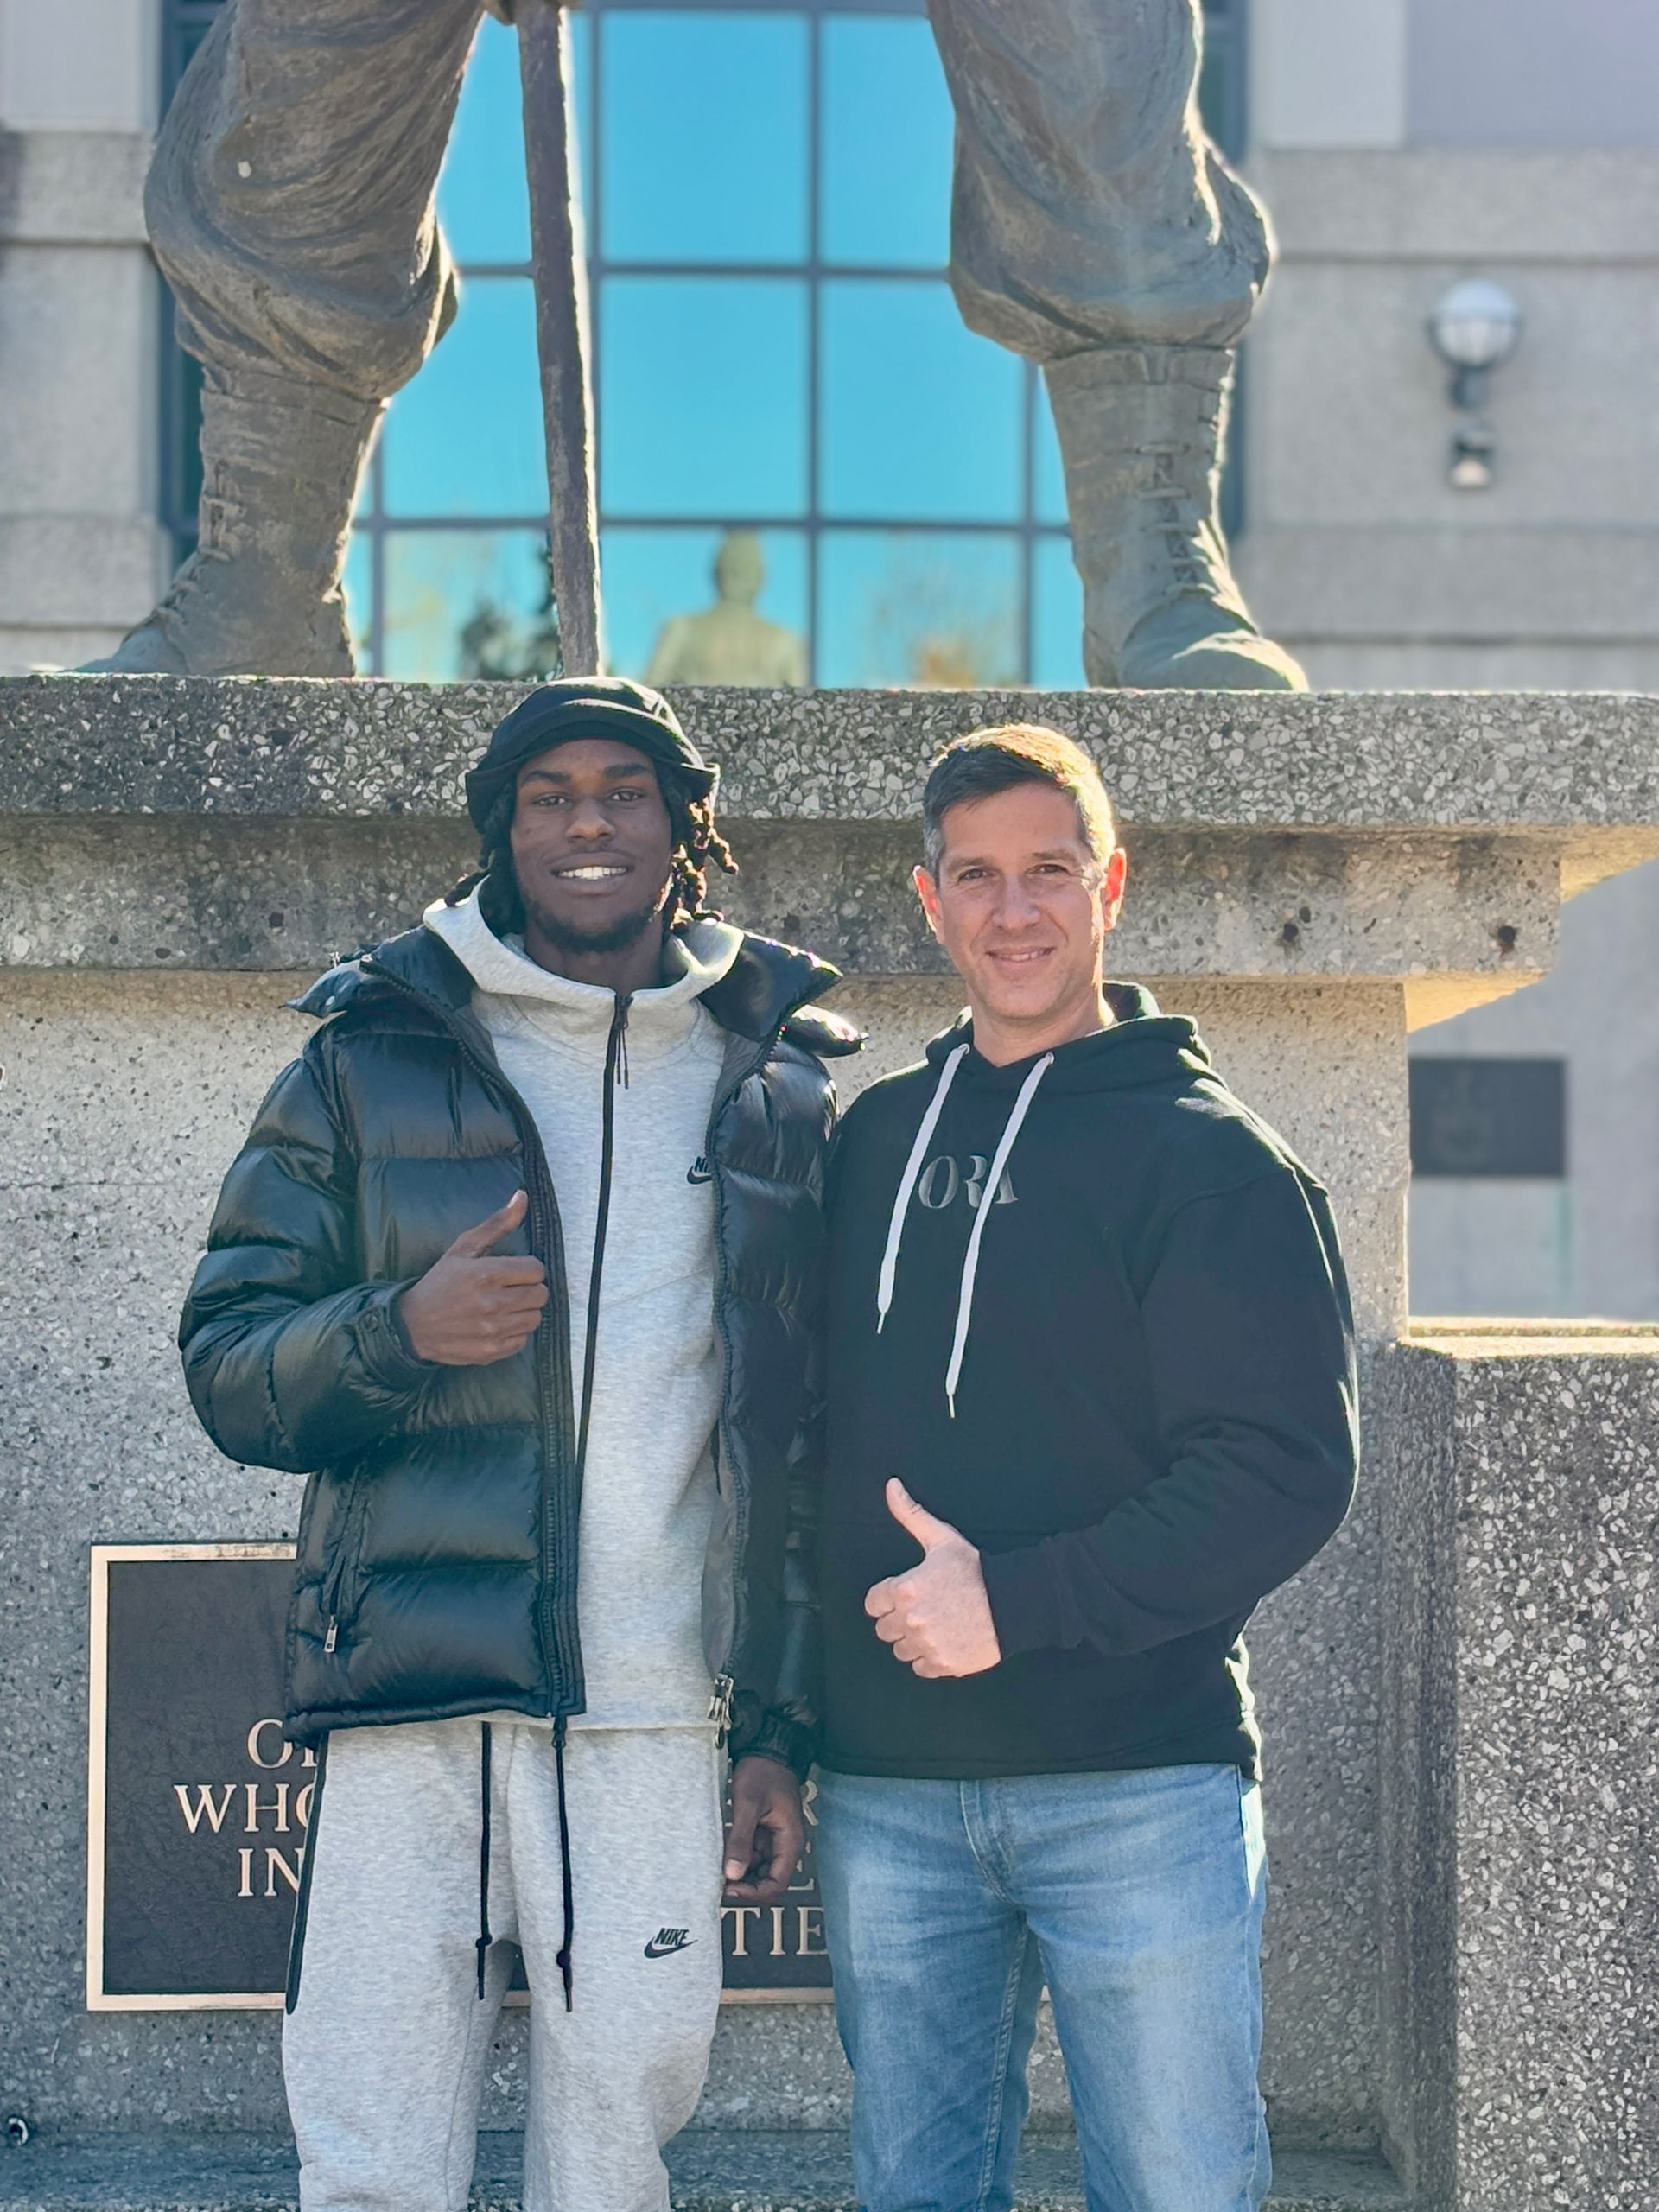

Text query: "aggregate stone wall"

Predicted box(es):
[1377, 1338, 1659, 2212]
[1, 964, 1395, 2149]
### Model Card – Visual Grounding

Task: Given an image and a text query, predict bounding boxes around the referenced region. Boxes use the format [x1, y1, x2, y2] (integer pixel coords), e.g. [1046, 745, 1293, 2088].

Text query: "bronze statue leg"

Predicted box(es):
[929, 0, 1306, 690]
[85, 0, 483, 677]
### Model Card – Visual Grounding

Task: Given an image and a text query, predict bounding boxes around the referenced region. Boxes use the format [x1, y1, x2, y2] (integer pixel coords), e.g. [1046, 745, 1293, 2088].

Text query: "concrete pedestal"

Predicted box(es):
[3, 679, 1657, 2209]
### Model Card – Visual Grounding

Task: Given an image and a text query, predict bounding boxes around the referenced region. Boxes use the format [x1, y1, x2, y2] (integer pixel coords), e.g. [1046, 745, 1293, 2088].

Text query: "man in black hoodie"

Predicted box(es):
[815, 724, 1357, 2212]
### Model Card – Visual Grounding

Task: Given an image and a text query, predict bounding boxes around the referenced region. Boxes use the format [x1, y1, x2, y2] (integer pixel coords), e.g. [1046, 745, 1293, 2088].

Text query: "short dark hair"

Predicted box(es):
[920, 724, 1118, 880]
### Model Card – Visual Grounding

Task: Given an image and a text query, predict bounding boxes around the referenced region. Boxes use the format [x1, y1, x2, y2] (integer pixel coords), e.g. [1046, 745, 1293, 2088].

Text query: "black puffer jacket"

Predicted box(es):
[178, 923, 858, 1773]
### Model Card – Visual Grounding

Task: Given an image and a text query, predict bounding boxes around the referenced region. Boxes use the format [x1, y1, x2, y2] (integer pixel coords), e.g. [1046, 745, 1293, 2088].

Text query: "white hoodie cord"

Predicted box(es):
[875, 1044, 969, 1333]
[944, 1052, 1054, 1418]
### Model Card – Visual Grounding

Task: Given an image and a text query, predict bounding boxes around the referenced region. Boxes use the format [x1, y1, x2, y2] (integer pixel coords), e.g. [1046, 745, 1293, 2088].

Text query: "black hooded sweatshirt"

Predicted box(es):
[818, 985, 1358, 1781]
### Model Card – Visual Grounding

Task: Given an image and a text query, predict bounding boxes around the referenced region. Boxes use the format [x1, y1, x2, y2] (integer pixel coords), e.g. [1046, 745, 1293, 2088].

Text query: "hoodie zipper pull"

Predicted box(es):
[324, 1618, 339, 1655]
[708, 1673, 734, 1749]
[608, 992, 632, 1090]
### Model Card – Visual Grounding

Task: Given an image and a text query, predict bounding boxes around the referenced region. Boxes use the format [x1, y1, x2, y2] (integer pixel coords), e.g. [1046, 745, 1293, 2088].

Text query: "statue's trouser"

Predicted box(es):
[931, 0, 1306, 687]
[100, 0, 1299, 685]
[90, 0, 484, 675]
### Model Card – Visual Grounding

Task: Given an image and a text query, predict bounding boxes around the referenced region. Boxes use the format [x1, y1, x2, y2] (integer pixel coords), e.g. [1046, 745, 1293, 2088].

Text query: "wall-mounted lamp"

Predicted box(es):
[1427, 279, 1522, 491]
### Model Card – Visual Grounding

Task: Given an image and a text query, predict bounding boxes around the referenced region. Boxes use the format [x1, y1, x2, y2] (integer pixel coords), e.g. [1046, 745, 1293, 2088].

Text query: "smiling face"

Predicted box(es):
[509, 737, 677, 960]
[915, 780, 1128, 1062]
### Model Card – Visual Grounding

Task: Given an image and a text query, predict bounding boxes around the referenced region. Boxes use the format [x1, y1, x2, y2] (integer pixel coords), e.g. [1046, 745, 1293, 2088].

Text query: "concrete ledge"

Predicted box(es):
[0, 130, 151, 245]
[4, 679, 1658, 1012]
[1237, 529, 1659, 653]
[0, 2133, 1409, 2212]
[4, 679, 1659, 845]
[1254, 148, 1659, 263]
[0, 528, 162, 630]
[0, 815, 1563, 1009]
[1407, 1317, 1659, 1357]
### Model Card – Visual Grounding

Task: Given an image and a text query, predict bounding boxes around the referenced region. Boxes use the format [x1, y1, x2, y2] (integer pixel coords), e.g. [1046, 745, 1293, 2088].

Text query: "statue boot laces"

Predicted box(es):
[1045, 344, 1307, 692]
[82, 367, 381, 677]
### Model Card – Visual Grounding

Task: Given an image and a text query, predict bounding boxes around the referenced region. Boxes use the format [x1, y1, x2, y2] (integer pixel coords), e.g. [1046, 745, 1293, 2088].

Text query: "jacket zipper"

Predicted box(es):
[566, 993, 632, 1662]
[321, 1476, 370, 1653]
[363, 961, 582, 1715]
[702, 1031, 778, 1688]
[708, 1671, 734, 1748]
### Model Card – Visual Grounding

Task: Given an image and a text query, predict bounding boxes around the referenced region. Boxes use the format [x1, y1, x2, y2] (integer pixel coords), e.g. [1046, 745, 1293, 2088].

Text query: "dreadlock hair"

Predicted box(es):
[669, 783, 740, 925]
[446, 763, 739, 937]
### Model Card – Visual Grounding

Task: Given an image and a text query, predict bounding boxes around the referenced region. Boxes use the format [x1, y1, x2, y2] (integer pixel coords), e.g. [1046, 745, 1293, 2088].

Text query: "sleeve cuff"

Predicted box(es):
[981, 1541, 1065, 1661]
[352, 1286, 440, 1394]
[730, 1707, 820, 1781]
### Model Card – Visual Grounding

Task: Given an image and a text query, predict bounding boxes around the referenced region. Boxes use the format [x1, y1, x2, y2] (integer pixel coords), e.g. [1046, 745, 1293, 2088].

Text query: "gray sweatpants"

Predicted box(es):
[284, 1719, 726, 2212]
[147, 0, 1269, 401]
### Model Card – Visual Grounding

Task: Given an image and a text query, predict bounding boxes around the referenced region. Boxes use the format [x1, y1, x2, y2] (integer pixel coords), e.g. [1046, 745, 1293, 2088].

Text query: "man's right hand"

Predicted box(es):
[396, 1191, 549, 1366]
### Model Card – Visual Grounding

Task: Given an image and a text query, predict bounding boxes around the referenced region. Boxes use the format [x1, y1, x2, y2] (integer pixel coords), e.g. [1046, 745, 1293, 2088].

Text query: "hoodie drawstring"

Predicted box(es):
[475, 1723, 493, 1999]
[874, 1041, 1054, 1416]
[876, 1045, 968, 1332]
[553, 1718, 575, 2011]
[944, 1053, 1053, 1417]
[474, 1719, 575, 2012]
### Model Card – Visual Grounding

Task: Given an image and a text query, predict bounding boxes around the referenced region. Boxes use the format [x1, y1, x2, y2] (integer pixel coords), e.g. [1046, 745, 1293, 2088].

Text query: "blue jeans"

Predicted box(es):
[814, 1763, 1269, 2212]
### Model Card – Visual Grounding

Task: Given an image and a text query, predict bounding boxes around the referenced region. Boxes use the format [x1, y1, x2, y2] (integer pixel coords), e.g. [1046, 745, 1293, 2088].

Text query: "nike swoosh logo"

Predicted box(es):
[686, 1158, 713, 1185]
[644, 1936, 694, 1959]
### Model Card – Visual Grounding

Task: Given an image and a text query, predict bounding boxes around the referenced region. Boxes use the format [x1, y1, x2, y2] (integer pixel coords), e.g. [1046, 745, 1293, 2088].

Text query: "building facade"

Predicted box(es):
[2, 0, 1657, 1316]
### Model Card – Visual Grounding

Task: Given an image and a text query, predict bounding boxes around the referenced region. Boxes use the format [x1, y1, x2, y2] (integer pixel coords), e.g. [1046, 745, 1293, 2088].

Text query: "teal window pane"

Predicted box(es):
[343, 531, 375, 671]
[381, 530, 554, 683]
[603, 525, 808, 684]
[600, 13, 807, 265]
[821, 280, 1022, 523]
[381, 277, 542, 518]
[1031, 534, 1084, 689]
[1033, 381, 1068, 526]
[817, 530, 1022, 688]
[439, 19, 530, 266]
[821, 17, 951, 269]
[600, 276, 808, 518]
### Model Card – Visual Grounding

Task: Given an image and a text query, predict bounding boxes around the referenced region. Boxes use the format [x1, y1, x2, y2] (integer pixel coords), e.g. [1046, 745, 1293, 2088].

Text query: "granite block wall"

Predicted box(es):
[1378, 1334, 1659, 2211]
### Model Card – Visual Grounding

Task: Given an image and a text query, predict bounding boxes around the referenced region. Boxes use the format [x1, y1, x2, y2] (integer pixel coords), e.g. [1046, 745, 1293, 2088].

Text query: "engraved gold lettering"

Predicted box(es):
[722, 1904, 760, 1958]
[797, 1905, 826, 1956]
[247, 1719, 292, 1770]
[245, 1782, 291, 1834]
[264, 1846, 302, 1898]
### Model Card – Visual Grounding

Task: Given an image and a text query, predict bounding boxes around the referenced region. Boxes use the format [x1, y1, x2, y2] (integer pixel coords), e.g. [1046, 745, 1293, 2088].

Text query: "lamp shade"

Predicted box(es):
[1428, 280, 1522, 374]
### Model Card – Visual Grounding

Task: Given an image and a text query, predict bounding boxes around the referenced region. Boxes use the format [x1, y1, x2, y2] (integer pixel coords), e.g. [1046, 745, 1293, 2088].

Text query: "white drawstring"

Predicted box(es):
[875, 1044, 969, 1333]
[944, 1053, 1053, 1418]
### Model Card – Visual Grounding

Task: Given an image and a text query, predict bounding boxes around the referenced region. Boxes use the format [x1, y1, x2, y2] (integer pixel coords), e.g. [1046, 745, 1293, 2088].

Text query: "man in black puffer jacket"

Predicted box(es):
[178, 677, 857, 2212]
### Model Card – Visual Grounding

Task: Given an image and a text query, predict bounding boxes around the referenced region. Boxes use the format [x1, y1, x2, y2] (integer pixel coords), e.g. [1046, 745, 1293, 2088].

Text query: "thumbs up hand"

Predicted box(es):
[396, 1191, 550, 1366]
[863, 1478, 1001, 1679]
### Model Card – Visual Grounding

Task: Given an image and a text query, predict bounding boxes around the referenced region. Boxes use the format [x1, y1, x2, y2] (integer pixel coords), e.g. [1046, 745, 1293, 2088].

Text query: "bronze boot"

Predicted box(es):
[1045, 344, 1306, 691]
[83, 365, 380, 677]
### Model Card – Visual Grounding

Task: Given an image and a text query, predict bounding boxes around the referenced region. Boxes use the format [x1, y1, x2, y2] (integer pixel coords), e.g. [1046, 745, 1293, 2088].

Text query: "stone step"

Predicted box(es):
[0, 2131, 1408, 2211]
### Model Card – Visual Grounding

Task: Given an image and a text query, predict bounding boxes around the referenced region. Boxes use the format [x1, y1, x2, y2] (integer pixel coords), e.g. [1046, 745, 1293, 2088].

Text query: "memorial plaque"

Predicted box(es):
[86, 1545, 830, 2009]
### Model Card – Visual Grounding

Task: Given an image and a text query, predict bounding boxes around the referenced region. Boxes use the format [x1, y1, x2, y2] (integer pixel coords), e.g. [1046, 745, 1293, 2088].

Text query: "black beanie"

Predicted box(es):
[463, 676, 717, 836]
